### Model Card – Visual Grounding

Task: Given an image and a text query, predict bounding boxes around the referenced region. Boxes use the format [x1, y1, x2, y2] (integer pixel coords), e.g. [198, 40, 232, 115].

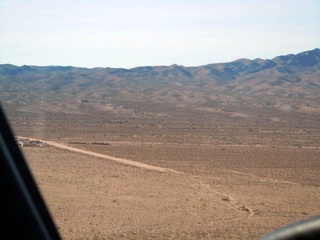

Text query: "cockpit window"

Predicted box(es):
[1, 1, 320, 239]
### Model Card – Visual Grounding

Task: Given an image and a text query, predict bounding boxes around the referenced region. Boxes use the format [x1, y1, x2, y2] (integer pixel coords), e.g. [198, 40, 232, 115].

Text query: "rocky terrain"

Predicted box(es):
[1, 48, 320, 127]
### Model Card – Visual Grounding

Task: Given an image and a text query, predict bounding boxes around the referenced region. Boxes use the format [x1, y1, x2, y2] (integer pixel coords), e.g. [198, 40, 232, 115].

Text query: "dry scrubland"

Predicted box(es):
[13, 120, 320, 240]
[2, 49, 320, 239]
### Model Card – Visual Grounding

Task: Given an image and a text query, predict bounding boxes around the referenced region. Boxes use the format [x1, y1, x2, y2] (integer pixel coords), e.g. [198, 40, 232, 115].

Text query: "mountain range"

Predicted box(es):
[1, 48, 320, 128]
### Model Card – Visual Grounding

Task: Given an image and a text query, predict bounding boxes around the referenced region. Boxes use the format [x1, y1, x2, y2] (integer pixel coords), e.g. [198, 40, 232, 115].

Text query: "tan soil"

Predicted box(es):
[21, 135, 320, 239]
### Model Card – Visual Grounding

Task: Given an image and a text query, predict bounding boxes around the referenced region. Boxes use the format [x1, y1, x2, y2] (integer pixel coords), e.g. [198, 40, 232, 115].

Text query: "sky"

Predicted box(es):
[0, 0, 319, 68]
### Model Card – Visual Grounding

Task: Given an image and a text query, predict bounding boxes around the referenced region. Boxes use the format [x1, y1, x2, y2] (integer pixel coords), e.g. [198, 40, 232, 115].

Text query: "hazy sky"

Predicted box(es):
[0, 0, 319, 68]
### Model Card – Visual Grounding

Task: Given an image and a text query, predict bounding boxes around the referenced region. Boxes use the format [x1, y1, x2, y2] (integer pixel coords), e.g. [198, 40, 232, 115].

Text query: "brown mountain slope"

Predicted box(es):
[1, 49, 319, 129]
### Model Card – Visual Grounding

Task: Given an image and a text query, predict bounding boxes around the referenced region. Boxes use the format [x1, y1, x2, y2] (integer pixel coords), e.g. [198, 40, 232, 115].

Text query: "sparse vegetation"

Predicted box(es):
[1, 49, 320, 239]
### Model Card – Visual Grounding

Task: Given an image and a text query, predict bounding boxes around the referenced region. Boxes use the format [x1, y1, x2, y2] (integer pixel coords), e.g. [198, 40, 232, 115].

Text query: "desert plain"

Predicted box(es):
[8, 115, 319, 240]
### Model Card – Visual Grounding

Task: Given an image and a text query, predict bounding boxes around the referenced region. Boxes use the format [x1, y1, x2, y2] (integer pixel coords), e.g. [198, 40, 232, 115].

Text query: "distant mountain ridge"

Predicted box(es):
[1, 48, 320, 124]
[1, 48, 319, 74]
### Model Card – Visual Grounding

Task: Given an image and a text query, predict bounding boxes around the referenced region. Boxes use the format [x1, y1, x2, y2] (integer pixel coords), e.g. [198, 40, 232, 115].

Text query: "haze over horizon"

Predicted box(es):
[1, 0, 319, 68]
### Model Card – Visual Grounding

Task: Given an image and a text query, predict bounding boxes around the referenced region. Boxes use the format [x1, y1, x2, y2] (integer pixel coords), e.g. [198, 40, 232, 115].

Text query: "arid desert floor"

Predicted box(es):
[12, 122, 320, 240]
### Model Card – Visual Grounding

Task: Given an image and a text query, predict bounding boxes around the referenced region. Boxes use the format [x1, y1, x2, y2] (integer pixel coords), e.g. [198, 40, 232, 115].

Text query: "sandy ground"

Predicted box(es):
[21, 137, 320, 240]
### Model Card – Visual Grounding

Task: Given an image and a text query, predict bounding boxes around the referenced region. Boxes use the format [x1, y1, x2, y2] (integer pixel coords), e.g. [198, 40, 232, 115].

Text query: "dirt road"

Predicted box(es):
[18, 137, 179, 174]
[19, 136, 256, 219]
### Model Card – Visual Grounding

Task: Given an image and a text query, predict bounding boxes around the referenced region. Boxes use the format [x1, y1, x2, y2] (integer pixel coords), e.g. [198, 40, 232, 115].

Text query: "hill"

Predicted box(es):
[1, 48, 320, 129]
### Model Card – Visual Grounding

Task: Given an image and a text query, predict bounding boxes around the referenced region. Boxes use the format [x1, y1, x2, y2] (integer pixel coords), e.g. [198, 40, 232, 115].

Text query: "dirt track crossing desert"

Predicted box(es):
[16, 123, 320, 240]
[20, 136, 255, 219]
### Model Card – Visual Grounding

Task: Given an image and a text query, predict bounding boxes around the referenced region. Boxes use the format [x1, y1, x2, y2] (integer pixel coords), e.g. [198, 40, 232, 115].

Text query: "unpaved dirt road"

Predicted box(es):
[18, 135, 320, 239]
[19, 137, 179, 174]
[19, 136, 255, 219]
